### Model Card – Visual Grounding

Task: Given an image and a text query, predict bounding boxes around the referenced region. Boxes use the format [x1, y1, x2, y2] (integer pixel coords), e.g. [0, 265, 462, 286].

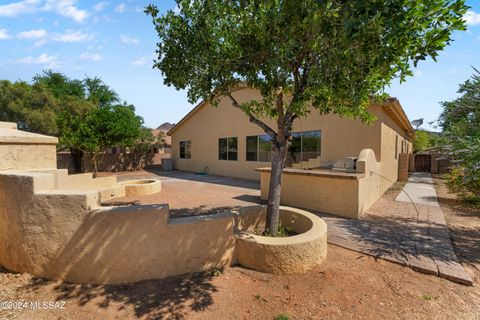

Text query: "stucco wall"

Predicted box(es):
[259, 170, 361, 218]
[0, 123, 58, 171]
[170, 88, 393, 181]
[0, 144, 57, 171]
[378, 114, 413, 192]
[0, 170, 236, 284]
[259, 148, 382, 219]
[234, 206, 328, 274]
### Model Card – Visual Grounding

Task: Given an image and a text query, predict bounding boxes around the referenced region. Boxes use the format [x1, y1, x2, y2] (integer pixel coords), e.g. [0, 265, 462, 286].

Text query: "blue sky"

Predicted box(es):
[0, 0, 479, 130]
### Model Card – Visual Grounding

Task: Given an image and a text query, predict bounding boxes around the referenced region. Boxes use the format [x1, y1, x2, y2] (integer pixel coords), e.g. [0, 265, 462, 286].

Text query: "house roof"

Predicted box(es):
[167, 87, 415, 138]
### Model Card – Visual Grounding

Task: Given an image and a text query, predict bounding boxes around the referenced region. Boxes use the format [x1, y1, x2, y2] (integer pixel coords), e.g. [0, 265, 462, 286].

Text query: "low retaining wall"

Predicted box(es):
[0, 171, 235, 284]
[234, 206, 328, 274]
[0, 169, 327, 284]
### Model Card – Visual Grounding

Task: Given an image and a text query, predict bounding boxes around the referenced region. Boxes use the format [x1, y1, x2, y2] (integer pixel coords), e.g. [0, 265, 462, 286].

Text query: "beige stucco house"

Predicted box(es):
[168, 86, 414, 218]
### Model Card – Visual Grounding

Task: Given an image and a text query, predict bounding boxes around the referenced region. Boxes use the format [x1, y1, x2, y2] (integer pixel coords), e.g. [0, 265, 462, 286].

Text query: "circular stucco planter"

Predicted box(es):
[234, 206, 328, 275]
[121, 179, 162, 196]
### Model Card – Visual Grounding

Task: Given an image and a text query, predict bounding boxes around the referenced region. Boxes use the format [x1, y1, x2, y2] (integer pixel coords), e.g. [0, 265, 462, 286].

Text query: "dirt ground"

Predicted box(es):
[0, 174, 479, 320]
[432, 174, 480, 283]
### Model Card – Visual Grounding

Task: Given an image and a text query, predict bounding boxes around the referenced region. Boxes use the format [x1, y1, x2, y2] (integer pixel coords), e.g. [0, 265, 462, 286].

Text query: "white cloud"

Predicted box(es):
[132, 56, 150, 66]
[0, 29, 10, 40]
[0, 0, 89, 22]
[17, 29, 47, 39]
[47, 0, 89, 23]
[53, 29, 93, 42]
[94, 1, 108, 12]
[0, 0, 39, 17]
[414, 70, 423, 77]
[15, 53, 59, 67]
[80, 52, 102, 61]
[120, 35, 139, 45]
[464, 10, 480, 26]
[115, 3, 126, 13]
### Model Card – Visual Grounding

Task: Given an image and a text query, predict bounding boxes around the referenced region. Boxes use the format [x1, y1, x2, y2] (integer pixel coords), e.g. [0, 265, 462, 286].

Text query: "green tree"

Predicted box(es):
[57, 104, 144, 176]
[0, 80, 59, 135]
[33, 70, 86, 100]
[147, 0, 467, 235]
[413, 130, 445, 152]
[439, 70, 480, 202]
[84, 76, 120, 107]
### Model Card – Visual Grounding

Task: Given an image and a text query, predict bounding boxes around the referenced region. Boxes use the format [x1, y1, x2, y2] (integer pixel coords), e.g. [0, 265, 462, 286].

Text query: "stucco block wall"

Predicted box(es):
[171, 88, 388, 181]
[0, 144, 57, 170]
[379, 120, 413, 193]
[260, 171, 361, 218]
[0, 123, 58, 171]
[259, 148, 382, 218]
[0, 170, 236, 284]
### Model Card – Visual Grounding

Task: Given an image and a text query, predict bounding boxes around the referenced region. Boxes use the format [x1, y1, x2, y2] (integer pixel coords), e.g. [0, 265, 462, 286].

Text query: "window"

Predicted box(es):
[259, 135, 272, 162]
[179, 140, 191, 159]
[246, 135, 272, 162]
[246, 130, 321, 166]
[287, 130, 321, 166]
[219, 137, 237, 161]
[246, 136, 258, 161]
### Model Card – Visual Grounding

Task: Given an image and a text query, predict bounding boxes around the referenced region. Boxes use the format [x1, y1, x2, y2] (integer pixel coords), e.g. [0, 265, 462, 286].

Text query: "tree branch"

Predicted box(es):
[226, 92, 277, 139]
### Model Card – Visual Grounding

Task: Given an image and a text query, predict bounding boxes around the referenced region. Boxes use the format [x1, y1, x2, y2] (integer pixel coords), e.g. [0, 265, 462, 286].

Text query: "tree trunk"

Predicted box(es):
[265, 139, 288, 235]
[70, 148, 84, 173]
[90, 153, 98, 178]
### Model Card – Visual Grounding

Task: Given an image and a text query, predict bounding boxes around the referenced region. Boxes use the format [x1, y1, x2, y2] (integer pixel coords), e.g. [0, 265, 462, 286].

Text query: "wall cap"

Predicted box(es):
[255, 167, 364, 180]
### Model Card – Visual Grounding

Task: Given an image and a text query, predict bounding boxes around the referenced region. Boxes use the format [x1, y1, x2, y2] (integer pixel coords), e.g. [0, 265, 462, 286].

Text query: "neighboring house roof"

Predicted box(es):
[167, 87, 415, 138]
[157, 122, 175, 132]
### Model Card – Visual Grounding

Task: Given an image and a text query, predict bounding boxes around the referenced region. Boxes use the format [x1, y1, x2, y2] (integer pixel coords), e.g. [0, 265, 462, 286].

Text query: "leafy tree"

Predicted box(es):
[1, 71, 146, 173]
[84, 77, 120, 107]
[0, 80, 60, 135]
[439, 70, 480, 202]
[413, 130, 445, 152]
[57, 104, 144, 176]
[33, 70, 86, 100]
[146, 0, 467, 235]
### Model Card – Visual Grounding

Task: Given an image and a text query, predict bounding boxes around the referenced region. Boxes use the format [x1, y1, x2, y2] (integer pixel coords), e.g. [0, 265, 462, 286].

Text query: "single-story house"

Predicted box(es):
[168, 86, 414, 218]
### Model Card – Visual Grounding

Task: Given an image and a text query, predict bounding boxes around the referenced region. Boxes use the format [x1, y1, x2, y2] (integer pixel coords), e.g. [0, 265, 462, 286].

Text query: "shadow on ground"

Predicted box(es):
[24, 271, 219, 320]
[316, 211, 462, 267]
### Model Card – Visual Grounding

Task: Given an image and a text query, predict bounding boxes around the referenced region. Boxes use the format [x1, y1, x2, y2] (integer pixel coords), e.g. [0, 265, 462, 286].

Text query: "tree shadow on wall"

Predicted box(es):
[25, 271, 218, 320]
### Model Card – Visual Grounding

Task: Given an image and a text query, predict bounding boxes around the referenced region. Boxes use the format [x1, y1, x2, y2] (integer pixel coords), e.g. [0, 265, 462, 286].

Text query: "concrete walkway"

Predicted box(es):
[395, 172, 439, 207]
[322, 172, 473, 285]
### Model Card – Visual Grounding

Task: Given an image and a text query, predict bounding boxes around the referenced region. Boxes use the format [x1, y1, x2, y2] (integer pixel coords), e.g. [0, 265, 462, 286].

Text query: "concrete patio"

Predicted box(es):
[104, 170, 472, 285]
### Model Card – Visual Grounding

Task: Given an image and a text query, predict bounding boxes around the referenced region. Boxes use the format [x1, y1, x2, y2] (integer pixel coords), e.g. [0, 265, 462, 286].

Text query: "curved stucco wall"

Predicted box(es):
[0, 171, 235, 284]
[234, 206, 328, 274]
[121, 179, 162, 196]
[0, 172, 327, 283]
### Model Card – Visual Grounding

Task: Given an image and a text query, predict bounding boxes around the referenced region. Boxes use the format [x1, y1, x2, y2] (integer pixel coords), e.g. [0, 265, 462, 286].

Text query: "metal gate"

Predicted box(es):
[415, 154, 431, 172]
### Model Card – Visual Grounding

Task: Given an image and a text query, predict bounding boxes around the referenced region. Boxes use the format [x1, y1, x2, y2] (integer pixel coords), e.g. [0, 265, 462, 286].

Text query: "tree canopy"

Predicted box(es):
[439, 70, 480, 202]
[147, 0, 468, 234]
[57, 104, 145, 175]
[0, 70, 152, 173]
[413, 130, 445, 152]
